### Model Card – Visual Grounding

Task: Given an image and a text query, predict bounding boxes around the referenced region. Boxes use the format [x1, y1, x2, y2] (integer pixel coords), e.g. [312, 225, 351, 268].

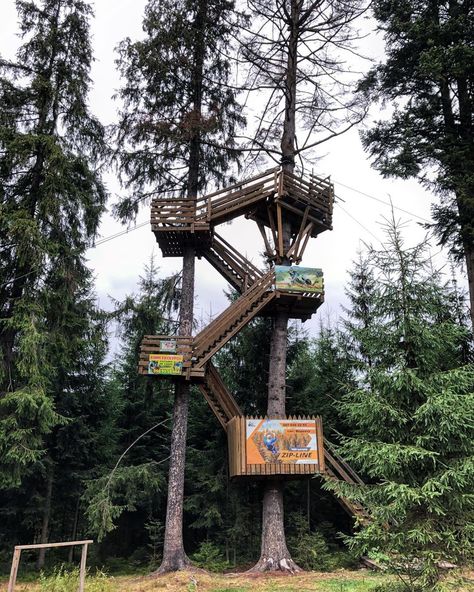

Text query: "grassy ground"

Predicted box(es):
[2, 569, 474, 592]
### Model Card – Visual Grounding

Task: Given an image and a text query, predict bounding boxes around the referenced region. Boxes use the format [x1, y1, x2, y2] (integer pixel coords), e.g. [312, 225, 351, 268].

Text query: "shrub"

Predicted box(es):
[191, 541, 229, 573]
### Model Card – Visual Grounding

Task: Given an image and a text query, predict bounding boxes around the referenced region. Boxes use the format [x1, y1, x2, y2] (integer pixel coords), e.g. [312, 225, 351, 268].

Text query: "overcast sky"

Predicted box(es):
[1, 1, 464, 342]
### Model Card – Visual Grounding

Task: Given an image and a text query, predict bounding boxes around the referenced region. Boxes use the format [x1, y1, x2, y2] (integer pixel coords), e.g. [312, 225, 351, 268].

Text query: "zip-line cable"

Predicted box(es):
[333, 179, 431, 224]
[0, 221, 150, 289]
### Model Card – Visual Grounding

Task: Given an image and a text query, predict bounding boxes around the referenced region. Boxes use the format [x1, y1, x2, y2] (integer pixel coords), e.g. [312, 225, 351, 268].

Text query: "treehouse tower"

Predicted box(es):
[139, 167, 365, 518]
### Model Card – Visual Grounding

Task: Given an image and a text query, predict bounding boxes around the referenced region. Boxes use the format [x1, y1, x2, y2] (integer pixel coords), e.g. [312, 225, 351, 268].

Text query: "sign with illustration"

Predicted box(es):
[274, 266, 323, 294]
[148, 353, 183, 376]
[246, 419, 320, 465]
[159, 339, 177, 353]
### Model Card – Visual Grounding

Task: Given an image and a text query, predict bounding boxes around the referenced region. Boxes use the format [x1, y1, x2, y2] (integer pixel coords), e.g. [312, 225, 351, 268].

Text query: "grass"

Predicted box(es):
[2, 568, 473, 592]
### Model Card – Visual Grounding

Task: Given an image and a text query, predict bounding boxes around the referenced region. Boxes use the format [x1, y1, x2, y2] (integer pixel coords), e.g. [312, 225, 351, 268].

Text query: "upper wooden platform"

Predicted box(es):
[150, 167, 333, 259]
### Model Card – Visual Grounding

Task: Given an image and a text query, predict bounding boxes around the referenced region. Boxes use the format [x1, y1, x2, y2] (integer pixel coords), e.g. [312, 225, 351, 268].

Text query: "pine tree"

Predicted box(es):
[358, 0, 474, 327]
[0, 0, 107, 486]
[328, 217, 474, 590]
[114, 0, 244, 572]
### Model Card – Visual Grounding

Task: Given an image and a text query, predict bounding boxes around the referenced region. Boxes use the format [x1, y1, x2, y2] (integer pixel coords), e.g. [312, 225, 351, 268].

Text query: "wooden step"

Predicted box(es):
[192, 271, 276, 367]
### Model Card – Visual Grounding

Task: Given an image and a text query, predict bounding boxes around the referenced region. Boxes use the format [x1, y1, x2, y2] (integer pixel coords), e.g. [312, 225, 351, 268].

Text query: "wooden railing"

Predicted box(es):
[203, 232, 263, 293]
[198, 362, 242, 429]
[195, 167, 279, 225]
[150, 167, 334, 232]
[192, 270, 275, 368]
[323, 439, 368, 520]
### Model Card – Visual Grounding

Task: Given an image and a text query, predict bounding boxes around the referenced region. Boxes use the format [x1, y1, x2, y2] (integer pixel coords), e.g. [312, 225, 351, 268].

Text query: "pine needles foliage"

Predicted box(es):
[327, 216, 474, 590]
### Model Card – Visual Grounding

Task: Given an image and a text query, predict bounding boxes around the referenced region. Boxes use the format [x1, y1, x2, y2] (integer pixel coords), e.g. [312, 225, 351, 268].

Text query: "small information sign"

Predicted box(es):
[148, 353, 183, 376]
[159, 339, 177, 353]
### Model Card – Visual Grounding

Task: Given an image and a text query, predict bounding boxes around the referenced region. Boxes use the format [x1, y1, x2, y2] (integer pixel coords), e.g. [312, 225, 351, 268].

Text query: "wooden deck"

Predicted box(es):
[150, 167, 333, 261]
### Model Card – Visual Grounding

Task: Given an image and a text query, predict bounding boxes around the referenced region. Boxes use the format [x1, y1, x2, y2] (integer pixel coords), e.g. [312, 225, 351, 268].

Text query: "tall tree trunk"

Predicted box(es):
[463, 244, 474, 328]
[158, 1, 207, 572]
[36, 466, 54, 570]
[252, 1, 302, 572]
[158, 249, 195, 573]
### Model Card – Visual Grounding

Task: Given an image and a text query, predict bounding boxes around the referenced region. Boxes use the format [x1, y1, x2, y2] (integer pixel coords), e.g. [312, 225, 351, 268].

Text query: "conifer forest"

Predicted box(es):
[0, 1, 473, 591]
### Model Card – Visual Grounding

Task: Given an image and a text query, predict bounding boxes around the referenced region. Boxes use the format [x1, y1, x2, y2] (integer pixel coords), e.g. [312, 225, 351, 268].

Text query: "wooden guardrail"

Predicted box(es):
[203, 232, 263, 293]
[198, 362, 242, 429]
[150, 167, 334, 237]
[192, 271, 275, 367]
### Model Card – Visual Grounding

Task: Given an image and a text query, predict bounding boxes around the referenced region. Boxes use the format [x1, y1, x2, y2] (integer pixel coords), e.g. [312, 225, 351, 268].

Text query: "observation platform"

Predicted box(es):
[150, 167, 333, 260]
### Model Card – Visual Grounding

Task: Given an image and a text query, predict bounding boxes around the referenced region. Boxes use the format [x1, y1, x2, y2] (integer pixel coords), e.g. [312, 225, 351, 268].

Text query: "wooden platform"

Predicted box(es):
[263, 290, 324, 321]
[227, 416, 325, 478]
[150, 167, 333, 260]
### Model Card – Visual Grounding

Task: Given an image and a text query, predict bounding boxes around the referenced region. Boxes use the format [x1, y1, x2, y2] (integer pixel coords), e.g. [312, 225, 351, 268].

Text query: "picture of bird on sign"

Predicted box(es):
[274, 266, 324, 294]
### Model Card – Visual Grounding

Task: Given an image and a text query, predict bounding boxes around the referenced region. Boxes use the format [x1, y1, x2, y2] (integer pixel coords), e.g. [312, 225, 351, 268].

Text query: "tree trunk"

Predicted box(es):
[464, 246, 474, 329]
[157, 0, 208, 574]
[158, 249, 195, 573]
[251, 314, 301, 573]
[251, 0, 302, 573]
[36, 467, 54, 570]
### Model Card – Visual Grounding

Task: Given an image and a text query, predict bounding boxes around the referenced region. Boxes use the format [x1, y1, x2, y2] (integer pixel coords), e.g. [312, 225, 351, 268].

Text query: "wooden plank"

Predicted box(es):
[276, 203, 284, 258]
[15, 540, 93, 550]
[256, 221, 274, 260]
[78, 543, 88, 592]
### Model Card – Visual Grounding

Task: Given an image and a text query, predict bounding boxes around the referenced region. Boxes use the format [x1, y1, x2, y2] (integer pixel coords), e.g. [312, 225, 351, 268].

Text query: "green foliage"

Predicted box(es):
[0, 0, 108, 485]
[39, 566, 113, 592]
[191, 541, 230, 573]
[327, 216, 474, 590]
[360, 0, 474, 268]
[114, 0, 244, 219]
[287, 513, 357, 572]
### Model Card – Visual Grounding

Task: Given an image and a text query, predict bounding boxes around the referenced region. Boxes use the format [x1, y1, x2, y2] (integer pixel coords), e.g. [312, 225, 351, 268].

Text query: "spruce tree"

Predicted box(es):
[0, 0, 107, 486]
[114, 0, 243, 572]
[358, 0, 474, 327]
[328, 217, 474, 590]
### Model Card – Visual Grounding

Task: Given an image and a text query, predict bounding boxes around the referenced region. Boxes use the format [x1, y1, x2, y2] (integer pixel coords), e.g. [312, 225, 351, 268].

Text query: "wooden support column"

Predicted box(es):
[276, 203, 284, 259]
[7, 549, 21, 592]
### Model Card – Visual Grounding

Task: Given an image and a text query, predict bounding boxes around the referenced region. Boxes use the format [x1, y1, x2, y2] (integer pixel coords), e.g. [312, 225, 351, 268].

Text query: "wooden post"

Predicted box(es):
[78, 542, 88, 592]
[7, 548, 21, 592]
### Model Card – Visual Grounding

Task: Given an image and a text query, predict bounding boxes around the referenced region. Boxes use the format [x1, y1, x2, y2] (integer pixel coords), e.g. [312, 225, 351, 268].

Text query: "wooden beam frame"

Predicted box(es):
[8, 540, 93, 592]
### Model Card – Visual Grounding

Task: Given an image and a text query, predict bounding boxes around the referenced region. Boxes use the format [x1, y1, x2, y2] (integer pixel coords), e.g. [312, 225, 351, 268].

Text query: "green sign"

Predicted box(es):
[275, 266, 323, 294]
[148, 354, 183, 376]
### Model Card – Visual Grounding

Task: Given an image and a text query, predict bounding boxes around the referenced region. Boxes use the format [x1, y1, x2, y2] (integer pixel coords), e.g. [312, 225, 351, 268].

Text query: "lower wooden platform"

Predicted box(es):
[227, 416, 325, 478]
[263, 290, 324, 321]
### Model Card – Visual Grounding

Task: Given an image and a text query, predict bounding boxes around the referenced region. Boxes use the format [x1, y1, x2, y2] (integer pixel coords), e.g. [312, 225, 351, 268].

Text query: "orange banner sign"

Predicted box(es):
[246, 419, 320, 465]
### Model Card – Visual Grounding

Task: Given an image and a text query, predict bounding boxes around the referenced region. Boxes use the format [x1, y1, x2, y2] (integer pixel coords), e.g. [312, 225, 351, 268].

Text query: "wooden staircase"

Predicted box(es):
[202, 233, 263, 293]
[192, 271, 275, 369]
[198, 362, 242, 430]
[324, 439, 368, 522]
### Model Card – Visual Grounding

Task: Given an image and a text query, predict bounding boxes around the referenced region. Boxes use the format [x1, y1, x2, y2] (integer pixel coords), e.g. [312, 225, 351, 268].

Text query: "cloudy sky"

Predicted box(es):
[1, 1, 462, 341]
